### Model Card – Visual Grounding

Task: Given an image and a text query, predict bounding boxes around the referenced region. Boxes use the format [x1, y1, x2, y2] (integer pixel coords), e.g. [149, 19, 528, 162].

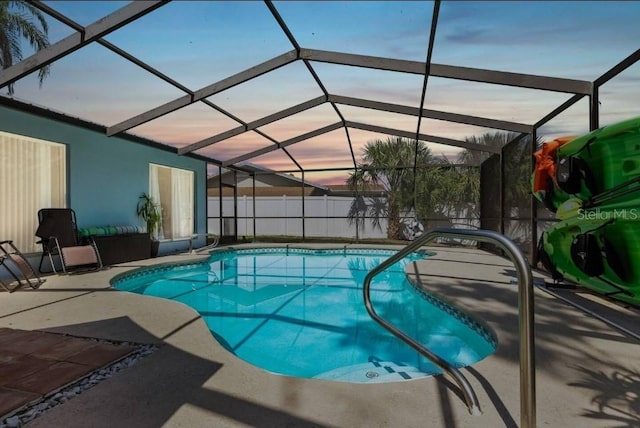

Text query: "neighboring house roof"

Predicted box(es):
[207, 183, 386, 198]
[208, 186, 327, 197]
[207, 162, 388, 197]
[207, 162, 329, 192]
[325, 184, 386, 198]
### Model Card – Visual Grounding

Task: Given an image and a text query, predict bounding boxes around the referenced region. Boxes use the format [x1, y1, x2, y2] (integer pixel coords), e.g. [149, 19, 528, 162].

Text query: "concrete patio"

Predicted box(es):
[0, 244, 638, 428]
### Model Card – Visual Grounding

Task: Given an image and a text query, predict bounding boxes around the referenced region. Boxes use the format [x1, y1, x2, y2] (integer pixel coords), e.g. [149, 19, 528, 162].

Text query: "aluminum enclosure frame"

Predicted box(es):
[1, 0, 638, 251]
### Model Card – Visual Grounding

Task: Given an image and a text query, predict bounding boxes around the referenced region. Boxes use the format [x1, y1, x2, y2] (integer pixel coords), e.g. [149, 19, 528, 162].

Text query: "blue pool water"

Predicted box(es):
[113, 247, 496, 383]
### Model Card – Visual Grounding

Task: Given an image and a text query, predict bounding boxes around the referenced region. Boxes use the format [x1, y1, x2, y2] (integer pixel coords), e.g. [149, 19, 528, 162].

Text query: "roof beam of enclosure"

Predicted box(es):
[31, 3, 196, 94]
[328, 94, 532, 134]
[423, 106, 532, 133]
[178, 95, 327, 154]
[344, 121, 502, 154]
[265, 0, 314, 177]
[534, 94, 586, 129]
[431, 63, 592, 94]
[222, 122, 344, 167]
[594, 48, 640, 87]
[265, 0, 358, 171]
[32, 2, 287, 162]
[264, 1, 307, 180]
[106, 49, 298, 136]
[300, 49, 593, 94]
[223, 113, 502, 167]
[413, 0, 441, 198]
[0, 1, 167, 91]
[30, 2, 283, 153]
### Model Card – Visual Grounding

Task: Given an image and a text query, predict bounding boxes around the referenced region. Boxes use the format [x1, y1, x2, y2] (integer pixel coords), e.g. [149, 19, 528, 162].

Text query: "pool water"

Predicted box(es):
[113, 248, 496, 383]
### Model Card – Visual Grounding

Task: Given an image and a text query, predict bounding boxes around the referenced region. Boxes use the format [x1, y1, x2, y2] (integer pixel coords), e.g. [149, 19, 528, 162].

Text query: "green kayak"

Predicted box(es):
[533, 116, 640, 212]
[538, 204, 640, 306]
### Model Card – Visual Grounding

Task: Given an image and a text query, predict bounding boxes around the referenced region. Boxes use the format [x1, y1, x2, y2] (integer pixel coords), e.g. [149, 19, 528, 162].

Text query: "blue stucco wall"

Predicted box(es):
[0, 103, 207, 256]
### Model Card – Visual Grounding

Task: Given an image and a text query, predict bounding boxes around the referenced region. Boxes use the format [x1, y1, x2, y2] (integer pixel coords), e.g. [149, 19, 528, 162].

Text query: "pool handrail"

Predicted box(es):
[362, 227, 535, 427]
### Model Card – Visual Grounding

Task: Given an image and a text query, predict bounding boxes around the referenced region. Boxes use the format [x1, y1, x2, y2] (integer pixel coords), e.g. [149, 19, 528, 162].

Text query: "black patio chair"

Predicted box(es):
[35, 208, 103, 274]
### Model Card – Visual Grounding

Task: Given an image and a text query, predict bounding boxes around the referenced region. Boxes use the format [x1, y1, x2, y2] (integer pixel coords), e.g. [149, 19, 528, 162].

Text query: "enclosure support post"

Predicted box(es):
[233, 171, 238, 241]
[499, 148, 505, 235]
[589, 86, 599, 131]
[301, 170, 306, 240]
[252, 173, 256, 241]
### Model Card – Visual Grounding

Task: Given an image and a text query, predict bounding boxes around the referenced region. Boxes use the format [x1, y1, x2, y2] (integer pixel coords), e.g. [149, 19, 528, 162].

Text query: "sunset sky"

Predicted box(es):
[5, 1, 640, 184]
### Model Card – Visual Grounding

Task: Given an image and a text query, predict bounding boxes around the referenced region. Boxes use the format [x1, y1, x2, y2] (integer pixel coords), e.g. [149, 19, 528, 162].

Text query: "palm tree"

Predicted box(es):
[347, 132, 542, 241]
[347, 137, 437, 240]
[438, 132, 515, 220]
[459, 131, 541, 214]
[456, 131, 544, 247]
[0, 0, 50, 95]
[457, 132, 515, 166]
[414, 161, 479, 223]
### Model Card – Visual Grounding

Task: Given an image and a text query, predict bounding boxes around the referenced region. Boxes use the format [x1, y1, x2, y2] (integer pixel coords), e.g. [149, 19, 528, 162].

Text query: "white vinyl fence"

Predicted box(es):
[207, 195, 388, 239]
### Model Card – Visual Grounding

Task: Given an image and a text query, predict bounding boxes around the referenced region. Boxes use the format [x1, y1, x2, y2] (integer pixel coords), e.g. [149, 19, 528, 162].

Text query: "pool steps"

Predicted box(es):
[313, 361, 435, 383]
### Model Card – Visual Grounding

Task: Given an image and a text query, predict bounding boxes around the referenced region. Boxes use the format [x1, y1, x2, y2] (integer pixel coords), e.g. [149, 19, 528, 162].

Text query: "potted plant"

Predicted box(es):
[137, 192, 161, 257]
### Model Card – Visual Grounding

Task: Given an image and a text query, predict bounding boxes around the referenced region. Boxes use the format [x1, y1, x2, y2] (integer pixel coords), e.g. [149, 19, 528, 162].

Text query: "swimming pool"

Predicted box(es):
[112, 247, 496, 383]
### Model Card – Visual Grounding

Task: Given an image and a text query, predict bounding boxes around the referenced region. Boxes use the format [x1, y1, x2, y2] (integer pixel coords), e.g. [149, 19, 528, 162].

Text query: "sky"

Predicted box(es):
[4, 1, 640, 184]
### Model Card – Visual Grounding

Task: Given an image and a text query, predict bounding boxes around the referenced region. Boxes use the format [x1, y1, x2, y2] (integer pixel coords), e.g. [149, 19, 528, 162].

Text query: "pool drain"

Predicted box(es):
[365, 371, 379, 378]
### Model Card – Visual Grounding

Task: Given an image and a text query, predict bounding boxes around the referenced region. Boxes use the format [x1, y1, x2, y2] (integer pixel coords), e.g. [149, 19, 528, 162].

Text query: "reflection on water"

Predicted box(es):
[115, 248, 495, 382]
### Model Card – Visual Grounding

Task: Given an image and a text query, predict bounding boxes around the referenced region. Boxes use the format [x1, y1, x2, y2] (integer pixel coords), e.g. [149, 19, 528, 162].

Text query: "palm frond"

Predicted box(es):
[0, 0, 51, 94]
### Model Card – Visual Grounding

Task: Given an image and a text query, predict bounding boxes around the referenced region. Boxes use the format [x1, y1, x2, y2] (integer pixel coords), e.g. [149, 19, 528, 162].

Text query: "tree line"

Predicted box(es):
[346, 133, 534, 240]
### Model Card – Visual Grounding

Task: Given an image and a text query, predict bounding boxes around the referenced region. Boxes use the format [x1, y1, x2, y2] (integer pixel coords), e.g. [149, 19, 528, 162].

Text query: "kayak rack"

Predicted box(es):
[362, 227, 536, 427]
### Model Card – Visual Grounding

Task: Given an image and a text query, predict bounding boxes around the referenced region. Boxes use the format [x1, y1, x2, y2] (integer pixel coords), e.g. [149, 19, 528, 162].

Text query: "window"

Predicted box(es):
[149, 163, 194, 240]
[0, 132, 66, 253]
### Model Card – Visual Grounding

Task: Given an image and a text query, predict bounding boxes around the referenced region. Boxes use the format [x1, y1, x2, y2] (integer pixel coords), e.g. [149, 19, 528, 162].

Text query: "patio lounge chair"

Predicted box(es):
[36, 208, 103, 274]
[0, 240, 46, 292]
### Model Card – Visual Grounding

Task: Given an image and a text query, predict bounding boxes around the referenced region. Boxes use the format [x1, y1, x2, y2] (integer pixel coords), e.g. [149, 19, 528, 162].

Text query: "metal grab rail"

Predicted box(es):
[362, 228, 535, 427]
[189, 234, 220, 254]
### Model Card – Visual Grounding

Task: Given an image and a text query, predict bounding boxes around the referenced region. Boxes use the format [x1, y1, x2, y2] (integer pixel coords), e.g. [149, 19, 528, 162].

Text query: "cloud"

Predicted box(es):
[442, 26, 490, 44]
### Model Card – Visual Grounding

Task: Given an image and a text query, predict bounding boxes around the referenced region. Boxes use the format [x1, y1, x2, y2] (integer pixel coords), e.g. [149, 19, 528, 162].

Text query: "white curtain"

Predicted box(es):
[171, 168, 194, 238]
[149, 163, 193, 240]
[149, 164, 163, 239]
[0, 132, 66, 252]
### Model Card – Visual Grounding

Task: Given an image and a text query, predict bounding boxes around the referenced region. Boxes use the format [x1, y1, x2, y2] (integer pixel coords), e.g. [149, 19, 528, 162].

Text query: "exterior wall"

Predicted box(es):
[207, 195, 388, 239]
[0, 103, 207, 256]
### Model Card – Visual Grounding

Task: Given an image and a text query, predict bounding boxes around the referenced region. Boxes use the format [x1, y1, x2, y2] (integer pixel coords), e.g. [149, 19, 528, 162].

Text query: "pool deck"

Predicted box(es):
[1, 243, 639, 427]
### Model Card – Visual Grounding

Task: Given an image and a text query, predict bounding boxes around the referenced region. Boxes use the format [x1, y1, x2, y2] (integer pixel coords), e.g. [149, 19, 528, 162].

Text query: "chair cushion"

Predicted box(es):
[61, 246, 98, 267]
